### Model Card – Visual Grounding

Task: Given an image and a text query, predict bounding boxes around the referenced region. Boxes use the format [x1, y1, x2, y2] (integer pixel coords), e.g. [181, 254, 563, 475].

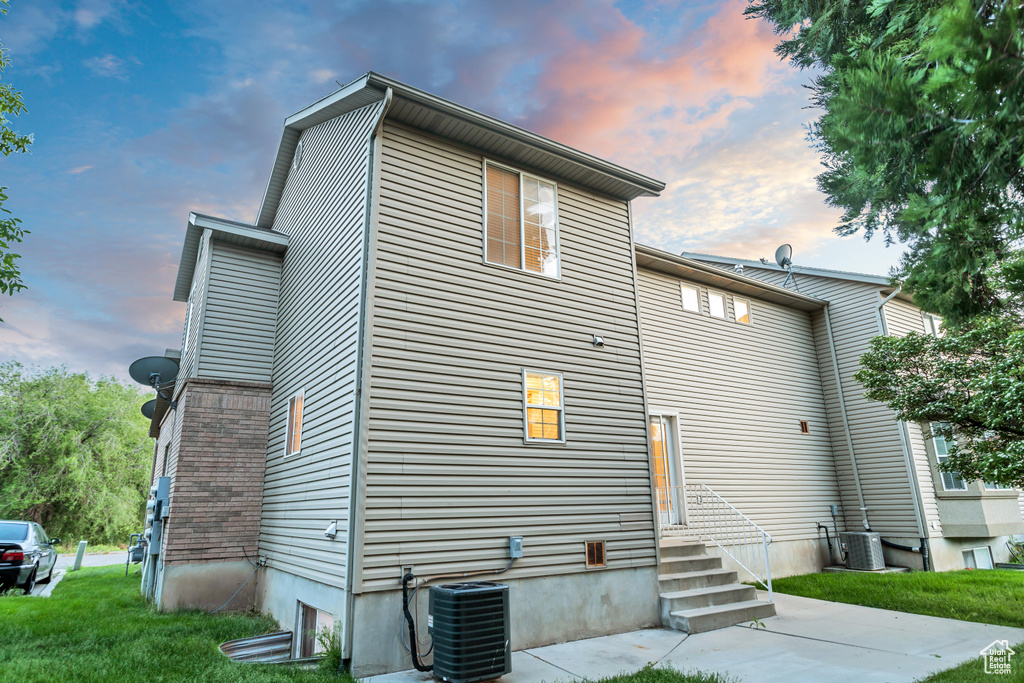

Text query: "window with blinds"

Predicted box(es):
[524, 371, 564, 442]
[485, 162, 560, 278]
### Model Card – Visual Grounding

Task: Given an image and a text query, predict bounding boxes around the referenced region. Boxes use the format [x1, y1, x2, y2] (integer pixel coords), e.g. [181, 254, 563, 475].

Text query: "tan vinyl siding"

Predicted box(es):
[638, 267, 843, 541]
[258, 100, 385, 588]
[178, 233, 210, 381]
[196, 241, 281, 383]
[714, 266, 921, 536]
[881, 298, 942, 535]
[358, 121, 654, 591]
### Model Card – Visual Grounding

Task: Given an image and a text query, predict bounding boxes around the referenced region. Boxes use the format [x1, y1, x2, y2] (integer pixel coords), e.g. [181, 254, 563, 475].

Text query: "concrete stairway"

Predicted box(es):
[659, 537, 776, 633]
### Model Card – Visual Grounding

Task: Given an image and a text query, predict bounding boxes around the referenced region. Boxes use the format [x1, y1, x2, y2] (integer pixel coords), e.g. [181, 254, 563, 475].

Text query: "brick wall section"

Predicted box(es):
[161, 378, 272, 566]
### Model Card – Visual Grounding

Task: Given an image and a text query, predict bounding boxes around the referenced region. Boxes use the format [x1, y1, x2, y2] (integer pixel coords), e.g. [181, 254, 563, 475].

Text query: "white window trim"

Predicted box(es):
[733, 297, 752, 324]
[285, 389, 304, 457]
[931, 423, 966, 491]
[182, 294, 194, 352]
[679, 283, 701, 314]
[522, 369, 566, 444]
[707, 290, 727, 319]
[482, 159, 562, 280]
[963, 546, 993, 570]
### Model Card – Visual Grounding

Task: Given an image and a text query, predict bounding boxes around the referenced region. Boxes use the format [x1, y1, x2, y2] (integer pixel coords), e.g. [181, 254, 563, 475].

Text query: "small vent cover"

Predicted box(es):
[428, 582, 511, 683]
[842, 532, 885, 570]
[586, 540, 606, 567]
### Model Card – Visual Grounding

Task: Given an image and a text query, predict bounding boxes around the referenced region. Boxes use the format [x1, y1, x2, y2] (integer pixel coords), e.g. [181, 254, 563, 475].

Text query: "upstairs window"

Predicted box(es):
[680, 284, 700, 313]
[708, 291, 726, 319]
[931, 422, 966, 491]
[485, 162, 559, 278]
[734, 299, 751, 324]
[286, 391, 304, 456]
[524, 371, 564, 442]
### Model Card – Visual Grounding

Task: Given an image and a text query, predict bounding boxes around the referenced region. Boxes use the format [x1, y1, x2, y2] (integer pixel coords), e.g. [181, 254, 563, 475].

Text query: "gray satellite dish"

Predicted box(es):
[129, 356, 179, 388]
[141, 399, 157, 420]
[775, 244, 793, 269]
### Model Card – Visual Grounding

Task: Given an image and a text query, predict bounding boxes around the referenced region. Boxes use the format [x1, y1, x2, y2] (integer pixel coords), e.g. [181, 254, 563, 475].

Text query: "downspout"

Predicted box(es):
[823, 303, 870, 531]
[343, 87, 394, 663]
[875, 287, 932, 569]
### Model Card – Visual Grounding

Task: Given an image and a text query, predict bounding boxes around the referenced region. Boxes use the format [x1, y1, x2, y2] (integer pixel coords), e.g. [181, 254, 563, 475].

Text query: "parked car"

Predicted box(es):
[0, 521, 60, 594]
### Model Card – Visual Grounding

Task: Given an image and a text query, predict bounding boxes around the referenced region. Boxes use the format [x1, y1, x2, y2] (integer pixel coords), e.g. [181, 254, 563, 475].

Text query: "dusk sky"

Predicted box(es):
[0, 0, 908, 380]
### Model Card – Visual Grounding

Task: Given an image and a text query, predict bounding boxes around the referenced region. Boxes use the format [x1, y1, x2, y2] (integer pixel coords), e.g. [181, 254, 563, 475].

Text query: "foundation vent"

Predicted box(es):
[585, 540, 606, 568]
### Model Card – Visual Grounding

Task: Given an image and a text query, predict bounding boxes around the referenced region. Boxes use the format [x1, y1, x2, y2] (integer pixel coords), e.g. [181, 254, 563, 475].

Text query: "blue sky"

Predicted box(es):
[0, 0, 908, 379]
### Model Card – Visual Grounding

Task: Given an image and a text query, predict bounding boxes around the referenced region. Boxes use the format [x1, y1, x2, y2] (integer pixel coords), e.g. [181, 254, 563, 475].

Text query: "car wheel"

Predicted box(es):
[21, 568, 36, 595]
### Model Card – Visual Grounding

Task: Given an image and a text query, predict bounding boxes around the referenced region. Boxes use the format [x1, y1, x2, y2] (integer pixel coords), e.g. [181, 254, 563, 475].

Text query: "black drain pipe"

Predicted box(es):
[402, 573, 432, 672]
[879, 537, 931, 571]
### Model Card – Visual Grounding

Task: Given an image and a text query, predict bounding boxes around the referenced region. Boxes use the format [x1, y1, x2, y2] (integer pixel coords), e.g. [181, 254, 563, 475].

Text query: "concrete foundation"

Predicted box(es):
[257, 565, 347, 658]
[700, 537, 833, 581]
[156, 560, 258, 611]
[348, 566, 660, 677]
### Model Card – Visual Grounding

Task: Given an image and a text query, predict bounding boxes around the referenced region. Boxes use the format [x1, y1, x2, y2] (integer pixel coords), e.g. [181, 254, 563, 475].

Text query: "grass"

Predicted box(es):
[0, 566, 726, 683]
[56, 543, 126, 555]
[0, 565, 348, 682]
[772, 569, 1024, 681]
[772, 568, 1024, 627]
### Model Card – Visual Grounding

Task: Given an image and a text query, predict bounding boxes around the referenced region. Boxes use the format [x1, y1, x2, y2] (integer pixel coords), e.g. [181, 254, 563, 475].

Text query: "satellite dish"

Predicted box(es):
[129, 356, 179, 388]
[141, 399, 157, 420]
[775, 244, 793, 269]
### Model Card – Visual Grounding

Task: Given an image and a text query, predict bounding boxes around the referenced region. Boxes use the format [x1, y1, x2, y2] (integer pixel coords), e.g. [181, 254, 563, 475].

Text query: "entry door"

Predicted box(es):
[649, 414, 684, 526]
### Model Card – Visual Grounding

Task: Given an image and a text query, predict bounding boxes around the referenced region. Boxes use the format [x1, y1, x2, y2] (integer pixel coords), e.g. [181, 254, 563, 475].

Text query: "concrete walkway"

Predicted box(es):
[365, 593, 1024, 682]
[31, 551, 128, 597]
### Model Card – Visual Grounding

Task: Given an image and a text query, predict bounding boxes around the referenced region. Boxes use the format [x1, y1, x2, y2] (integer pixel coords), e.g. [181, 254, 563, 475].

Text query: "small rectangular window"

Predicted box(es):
[923, 314, 944, 337]
[585, 540, 605, 568]
[524, 371, 564, 442]
[800, 420, 810, 434]
[708, 292, 726, 318]
[680, 284, 700, 313]
[286, 391, 304, 456]
[298, 603, 335, 657]
[931, 422, 965, 491]
[734, 299, 751, 324]
[963, 547, 993, 570]
[485, 162, 559, 278]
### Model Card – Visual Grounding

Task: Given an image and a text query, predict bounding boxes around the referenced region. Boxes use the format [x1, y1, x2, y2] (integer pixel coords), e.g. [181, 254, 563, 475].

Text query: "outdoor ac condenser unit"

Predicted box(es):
[428, 581, 511, 683]
[842, 531, 885, 571]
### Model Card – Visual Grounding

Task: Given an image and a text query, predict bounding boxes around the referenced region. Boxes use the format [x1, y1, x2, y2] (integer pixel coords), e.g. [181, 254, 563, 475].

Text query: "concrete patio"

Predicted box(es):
[364, 592, 1024, 682]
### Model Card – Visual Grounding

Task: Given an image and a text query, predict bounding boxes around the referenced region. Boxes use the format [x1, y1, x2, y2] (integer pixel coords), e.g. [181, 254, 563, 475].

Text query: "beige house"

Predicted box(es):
[140, 73, 1022, 677]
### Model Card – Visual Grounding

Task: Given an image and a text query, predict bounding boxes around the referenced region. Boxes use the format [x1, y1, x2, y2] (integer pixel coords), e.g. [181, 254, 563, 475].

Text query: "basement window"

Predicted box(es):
[963, 547, 993, 570]
[585, 541, 606, 568]
[286, 391, 304, 457]
[299, 603, 335, 657]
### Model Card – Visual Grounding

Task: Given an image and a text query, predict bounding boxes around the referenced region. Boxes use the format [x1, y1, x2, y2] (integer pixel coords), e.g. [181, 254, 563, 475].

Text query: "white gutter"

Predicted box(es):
[875, 287, 930, 544]
[823, 304, 870, 530]
[342, 86, 393, 662]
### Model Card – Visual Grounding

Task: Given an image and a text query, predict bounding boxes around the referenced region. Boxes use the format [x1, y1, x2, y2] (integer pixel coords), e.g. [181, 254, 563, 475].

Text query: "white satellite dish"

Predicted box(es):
[775, 244, 793, 269]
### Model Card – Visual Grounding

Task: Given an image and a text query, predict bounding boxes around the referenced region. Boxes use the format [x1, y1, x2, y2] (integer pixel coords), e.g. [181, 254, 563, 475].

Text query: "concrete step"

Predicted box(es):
[658, 540, 707, 559]
[657, 568, 738, 592]
[666, 599, 777, 634]
[660, 583, 757, 617]
[659, 554, 722, 574]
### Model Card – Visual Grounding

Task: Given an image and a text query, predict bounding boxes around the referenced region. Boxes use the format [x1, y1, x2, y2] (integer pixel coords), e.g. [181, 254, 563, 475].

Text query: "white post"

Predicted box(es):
[71, 541, 87, 571]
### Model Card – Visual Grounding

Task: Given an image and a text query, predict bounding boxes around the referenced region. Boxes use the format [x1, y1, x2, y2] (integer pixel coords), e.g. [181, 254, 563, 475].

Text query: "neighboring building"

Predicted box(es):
[146, 72, 670, 676]
[681, 251, 1024, 572]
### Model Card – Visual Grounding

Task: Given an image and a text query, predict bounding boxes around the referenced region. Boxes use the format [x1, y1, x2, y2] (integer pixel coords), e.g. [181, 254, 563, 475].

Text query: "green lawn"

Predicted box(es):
[772, 569, 1024, 681]
[0, 565, 344, 682]
[0, 566, 723, 683]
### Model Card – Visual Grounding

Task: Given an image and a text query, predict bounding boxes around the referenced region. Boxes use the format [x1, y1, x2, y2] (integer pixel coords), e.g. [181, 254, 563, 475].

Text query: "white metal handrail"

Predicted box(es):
[658, 483, 773, 601]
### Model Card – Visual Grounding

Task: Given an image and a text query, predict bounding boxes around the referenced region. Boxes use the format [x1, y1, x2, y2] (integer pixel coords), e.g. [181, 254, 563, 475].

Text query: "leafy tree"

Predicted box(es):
[746, 0, 1024, 324]
[0, 0, 33, 311]
[856, 315, 1024, 488]
[747, 1, 1024, 486]
[0, 363, 152, 545]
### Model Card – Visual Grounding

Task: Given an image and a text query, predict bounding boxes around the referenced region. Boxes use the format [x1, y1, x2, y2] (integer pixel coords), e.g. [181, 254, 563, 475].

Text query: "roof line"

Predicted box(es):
[636, 243, 827, 309]
[681, 250, 895, 286]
